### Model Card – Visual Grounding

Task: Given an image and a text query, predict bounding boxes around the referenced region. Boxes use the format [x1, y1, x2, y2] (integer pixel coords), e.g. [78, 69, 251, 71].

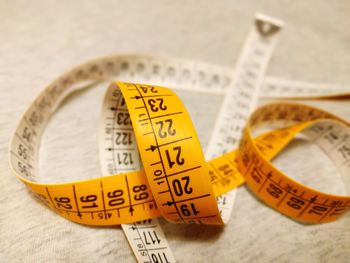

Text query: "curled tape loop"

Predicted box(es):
[238, 103, 350, 223]
[10, 80, 350, 225]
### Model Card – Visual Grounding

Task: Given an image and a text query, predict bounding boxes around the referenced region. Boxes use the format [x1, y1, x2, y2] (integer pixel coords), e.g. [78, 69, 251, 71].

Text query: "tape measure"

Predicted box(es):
[238, 103, 350, 223]
[8, 14, 350, 262]
[9, 79, 350, 226]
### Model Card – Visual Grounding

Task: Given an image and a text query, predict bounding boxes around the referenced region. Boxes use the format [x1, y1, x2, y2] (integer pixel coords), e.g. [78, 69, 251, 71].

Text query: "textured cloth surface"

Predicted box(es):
[1, 1, 350, 262]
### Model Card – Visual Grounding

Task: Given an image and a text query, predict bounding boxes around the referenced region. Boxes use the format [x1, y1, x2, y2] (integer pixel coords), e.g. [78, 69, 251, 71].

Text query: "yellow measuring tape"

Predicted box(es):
[10, 81, 350, 226]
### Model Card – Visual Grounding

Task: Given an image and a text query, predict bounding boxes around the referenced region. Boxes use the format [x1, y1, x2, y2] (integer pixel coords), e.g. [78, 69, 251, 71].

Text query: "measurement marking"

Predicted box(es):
[262, 173, 342, 208]
[150, 161, 161, 166]
[138, 111, 183, 122]
[158, 190, 170, 194]
[243, 150, 256, 178]
[146, 136, 192, 151]
[142, 131, 153, 136]
[106, 148, 137, 151]
[110, 94, 123, 173]
[134, 85, 184, 223]
[125, 175, 134, 216]
[135, 106, 146, 109]
[105, 127, 134, 131]
[184, 214, 217, 220]
[100, 181, 108, 219]
[67, 199, 153, 213]
[208, 163, 224, 179]
[318, 207, 334, 222]
[276, 189, 289, 207]
[72, 185, 82, 218]
[223, 154, 237, 167]
[312, 126, 334, 142]
[109, 108, 129, 112]
[129, 225, 157, 229]
[15, 133, 34, 149]
[134, 224, 152, 262]
[167, 211, 178, 215]
[162, 194, 211, 206]
[45, 187, 56, 209]
[23, 117, 38, 134]
[296, 199, 314, 218]
[255, 139, 274, 150]
[131, 94, 173, 99]
[258, 171, 271, 193]
[138, 247, 168, 251]
[35, 96, 52, 110]
[329, 136, 347, 152]
[154, 166, 201, 181]
[10, 151, 34, 168]
[225, 169, 239, 181]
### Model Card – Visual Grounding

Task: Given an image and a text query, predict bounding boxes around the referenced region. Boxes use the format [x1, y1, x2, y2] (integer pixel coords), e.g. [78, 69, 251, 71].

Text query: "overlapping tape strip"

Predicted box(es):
[9, 80, 350, 226]
[8, 14, 350, 263]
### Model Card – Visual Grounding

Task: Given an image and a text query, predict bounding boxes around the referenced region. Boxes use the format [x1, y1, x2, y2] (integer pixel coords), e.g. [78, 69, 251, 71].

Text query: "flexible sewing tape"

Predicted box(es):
[8, 54, 350, 262]
[10, 79, 350, 226]
[7, 22, 350, 263]
[238, 103, 350, 223]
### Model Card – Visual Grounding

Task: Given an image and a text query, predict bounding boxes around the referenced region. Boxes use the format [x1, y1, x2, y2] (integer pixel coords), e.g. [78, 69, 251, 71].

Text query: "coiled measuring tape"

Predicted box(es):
[9, 79, 350, 224]
[8, 14, 350, 262]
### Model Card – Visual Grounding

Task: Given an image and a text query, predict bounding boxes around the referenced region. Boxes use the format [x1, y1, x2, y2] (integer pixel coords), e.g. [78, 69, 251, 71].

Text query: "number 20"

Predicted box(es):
[172, 176, 192, 196]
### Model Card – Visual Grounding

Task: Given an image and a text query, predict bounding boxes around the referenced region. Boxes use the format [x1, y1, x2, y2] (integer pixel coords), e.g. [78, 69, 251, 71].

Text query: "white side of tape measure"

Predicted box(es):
[206, 14, 283, 223]
[262, 77, 350, 98]
[302, 121, 350, 193]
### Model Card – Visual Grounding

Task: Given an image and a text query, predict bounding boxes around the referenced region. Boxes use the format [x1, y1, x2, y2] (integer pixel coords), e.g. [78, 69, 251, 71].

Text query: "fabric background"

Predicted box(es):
[1, 1, 349, 262]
